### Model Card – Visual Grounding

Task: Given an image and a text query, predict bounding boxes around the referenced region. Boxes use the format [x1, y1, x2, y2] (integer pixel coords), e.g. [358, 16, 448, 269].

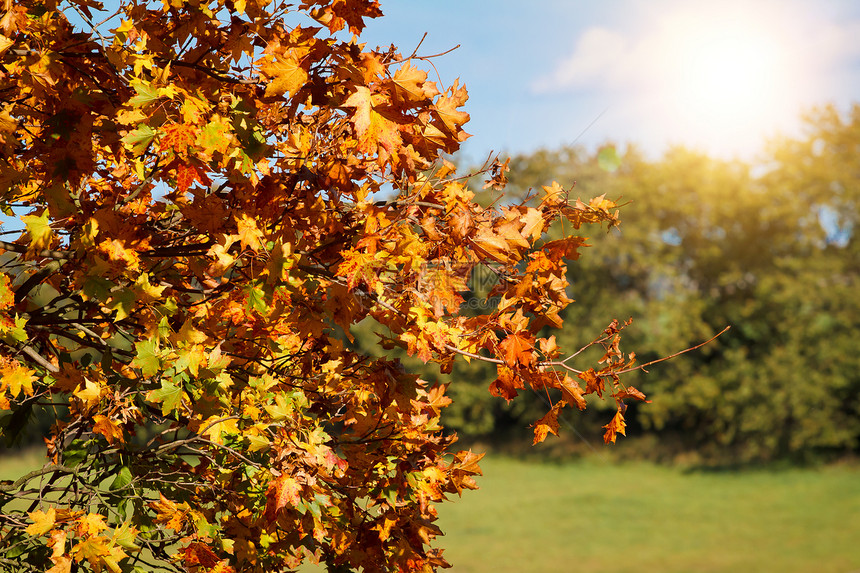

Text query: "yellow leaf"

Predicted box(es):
[199, 415, 239, 444]
[74, 379, 102, 408]
[471, 228, 511, 263]
[46, 556, 72, 573]
[97, 238, 140, 271]
[78, 512, 109, 536]
[27, 508, 57, 536]
[373, 515, 398, 542]
[520, 207, 545, 241]
[391, 61, 439, 103]
[171, 319, 208, 346]
[22, 212, 54, 253]
[0, 35, 13, 57]
[235, 213, 264, 252]
[603, 409, 627, 444]
[133, 273, 167, 304]
[531, 402, 562, 445]
[260, 53, 308, 98]
[1, 363, 36, 398]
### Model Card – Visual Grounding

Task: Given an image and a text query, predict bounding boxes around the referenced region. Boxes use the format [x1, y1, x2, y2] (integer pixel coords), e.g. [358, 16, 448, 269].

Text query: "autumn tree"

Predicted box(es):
[0, 0, 658, 571]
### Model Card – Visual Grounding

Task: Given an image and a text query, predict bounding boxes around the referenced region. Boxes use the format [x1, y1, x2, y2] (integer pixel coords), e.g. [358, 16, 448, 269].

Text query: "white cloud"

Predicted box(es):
[530, 0, 860, 158]
[531, 27, 632, 93]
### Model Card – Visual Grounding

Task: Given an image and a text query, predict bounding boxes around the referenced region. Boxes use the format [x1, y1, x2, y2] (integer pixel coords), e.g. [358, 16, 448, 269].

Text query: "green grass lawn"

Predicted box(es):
[4, 450, 859, 572]
[437, 455, 860, 573]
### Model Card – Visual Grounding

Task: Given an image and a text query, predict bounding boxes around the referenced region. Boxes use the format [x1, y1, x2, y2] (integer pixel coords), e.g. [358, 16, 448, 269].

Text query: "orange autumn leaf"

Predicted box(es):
[265, 475, 302, 522]
[498, 332, 535, 369]
[488, 366, 524, 401]
[532, 401, 564, 445]
[560, 375, 587, 411]
[616, 386, 650, 402]
[578, 368, 605, 398]
[343, 86, 403, 156]
[175, 162, 210, 193]
[92, 414, 124, 445]
[603, 409, 627, 444]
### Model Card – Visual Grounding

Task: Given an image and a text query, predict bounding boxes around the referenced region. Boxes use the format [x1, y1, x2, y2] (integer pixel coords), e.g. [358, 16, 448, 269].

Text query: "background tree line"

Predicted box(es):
[353, 104, 860, 464]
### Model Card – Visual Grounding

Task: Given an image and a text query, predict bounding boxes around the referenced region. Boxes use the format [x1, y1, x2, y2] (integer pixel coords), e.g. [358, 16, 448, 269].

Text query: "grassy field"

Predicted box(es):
[436, 455, 860, 573]
[3, 450, 858, 572]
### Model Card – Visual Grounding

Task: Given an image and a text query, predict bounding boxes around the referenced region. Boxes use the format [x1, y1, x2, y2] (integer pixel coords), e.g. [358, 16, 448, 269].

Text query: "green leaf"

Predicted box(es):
[108, 288, 136, 321]
[128, 80, 160, 107]
[147, 379, 183, 415]
[131, 339, 161, 376]
[245, 283, 267, 314]
[63, 438, 90, 467]
[112, 519, 140, 550]
[109, 465, 133, 491]
[121, 124, 156, 154]
[82, 276, 114, 302]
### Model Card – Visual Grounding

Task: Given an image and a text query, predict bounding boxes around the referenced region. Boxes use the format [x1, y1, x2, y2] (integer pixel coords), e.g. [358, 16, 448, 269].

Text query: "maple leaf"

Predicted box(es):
[447, 450, 484, 495]
[73, 379, 102, 409]
[131, 339, 161, 376]
[26, 508, 57, 536]
[543, 236, 588, 262]
[343, 86, 403, 156]
[147, 380, 184, 415]
[1, 362, 36, 398]
[128, 80, 160, 107]
[391, 61, 439, 104]
[199, 118, 232, 154]
[92, 414, 124, 445]
[235, 213, 265, 252]
[337, 248, 381, 292]
[183, 542, 222, 568]
[433, 80, 471, 136]
[121, 124, 156, 154]
[71, 534, 127, 573]
[603, 409, 627, 444]
[157, 123, 197, 155]
[265, 475, 302, 522]
[22, 211, 54, 253]
[260, 53, 309, 98]
[149, 494, 189, 532]
[498, 332, 535, 369]
[489, 366, 524, 401]
[471, 227, 512, 263]
[615, 386, 650, 402]
[532, 401, 563, 445]
[520, 207, 545, 241]
[77, 513, 109, 536]
[175, 162, 210, 193]
[560, 375, 587, 410]
[578, 368, 605, 398]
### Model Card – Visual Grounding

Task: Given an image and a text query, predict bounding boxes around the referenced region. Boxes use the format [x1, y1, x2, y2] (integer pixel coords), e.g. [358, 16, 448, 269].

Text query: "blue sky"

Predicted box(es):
[360, 0, 860, 163]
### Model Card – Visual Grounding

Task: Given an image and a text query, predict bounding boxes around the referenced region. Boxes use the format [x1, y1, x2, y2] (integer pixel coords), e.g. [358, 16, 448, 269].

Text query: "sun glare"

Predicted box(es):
[653, 7, 797, 156]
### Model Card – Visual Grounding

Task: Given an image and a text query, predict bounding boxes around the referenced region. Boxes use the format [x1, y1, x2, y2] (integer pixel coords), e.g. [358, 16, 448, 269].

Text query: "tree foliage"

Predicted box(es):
[0, 0, 654, 571]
